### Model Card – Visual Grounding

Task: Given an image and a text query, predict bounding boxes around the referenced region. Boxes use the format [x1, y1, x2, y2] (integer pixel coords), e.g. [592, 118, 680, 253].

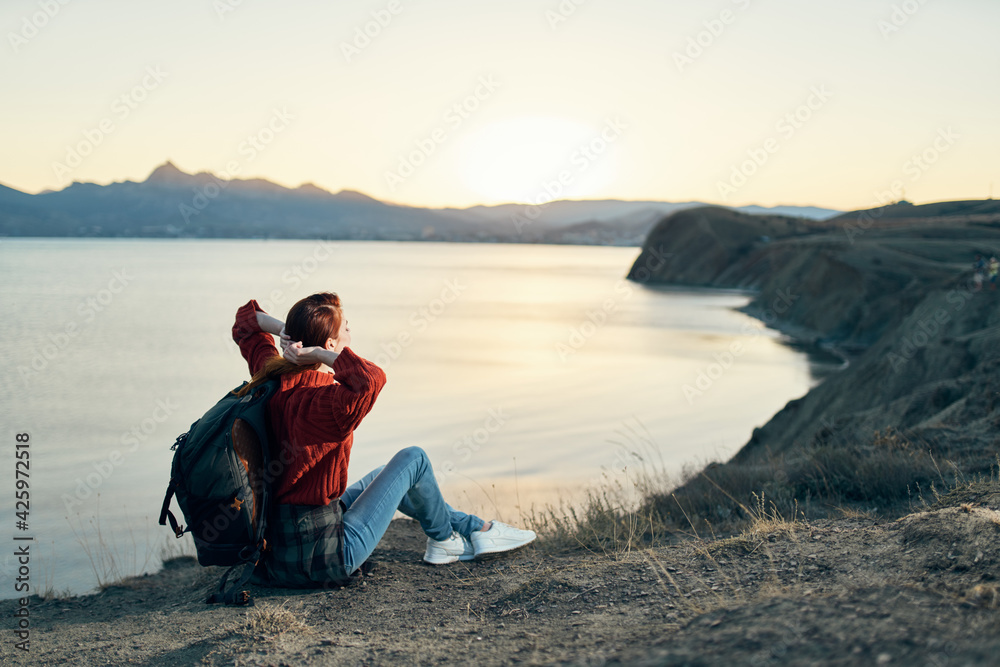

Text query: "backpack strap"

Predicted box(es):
[161, 430, 189, 537]
[206, 550, 261, 606]
[158, 479, 185, 538]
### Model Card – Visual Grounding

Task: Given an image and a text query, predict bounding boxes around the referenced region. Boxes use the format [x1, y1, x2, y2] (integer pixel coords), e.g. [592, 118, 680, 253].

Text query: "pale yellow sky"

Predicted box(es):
[1, 0, 997, 211]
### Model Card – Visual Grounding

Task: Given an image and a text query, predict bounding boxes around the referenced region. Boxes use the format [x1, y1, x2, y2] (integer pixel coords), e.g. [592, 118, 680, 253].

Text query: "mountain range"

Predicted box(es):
[0, 161, 841, 245]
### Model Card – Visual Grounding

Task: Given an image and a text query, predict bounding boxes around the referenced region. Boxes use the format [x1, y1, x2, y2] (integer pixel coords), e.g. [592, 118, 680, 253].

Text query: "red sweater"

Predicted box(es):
[232, 299, 387, 506]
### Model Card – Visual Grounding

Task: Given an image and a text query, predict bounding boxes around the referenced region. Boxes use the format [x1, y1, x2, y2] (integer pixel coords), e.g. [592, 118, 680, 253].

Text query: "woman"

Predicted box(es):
[231, 292, 535, 588]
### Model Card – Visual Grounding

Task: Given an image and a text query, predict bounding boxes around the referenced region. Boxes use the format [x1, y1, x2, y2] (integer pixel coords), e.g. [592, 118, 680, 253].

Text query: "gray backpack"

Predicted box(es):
[158, 380, 279, 605]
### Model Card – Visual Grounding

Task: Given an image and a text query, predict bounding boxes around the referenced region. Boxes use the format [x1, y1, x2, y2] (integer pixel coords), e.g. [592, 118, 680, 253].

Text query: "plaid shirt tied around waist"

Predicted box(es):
[253, 500, 351, 588]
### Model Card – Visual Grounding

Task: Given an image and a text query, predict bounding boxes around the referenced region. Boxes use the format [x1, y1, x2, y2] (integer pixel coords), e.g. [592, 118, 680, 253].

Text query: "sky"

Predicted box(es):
[1, 0, 997, 211]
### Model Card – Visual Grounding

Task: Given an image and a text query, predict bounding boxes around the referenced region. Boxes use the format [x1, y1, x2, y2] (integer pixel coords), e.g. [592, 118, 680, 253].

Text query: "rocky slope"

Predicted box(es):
[628, 202, 1000, 519]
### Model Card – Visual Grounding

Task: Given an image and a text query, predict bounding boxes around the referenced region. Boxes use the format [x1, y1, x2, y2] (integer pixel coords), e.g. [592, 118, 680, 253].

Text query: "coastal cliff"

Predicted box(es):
[629, 201, 1000, 519]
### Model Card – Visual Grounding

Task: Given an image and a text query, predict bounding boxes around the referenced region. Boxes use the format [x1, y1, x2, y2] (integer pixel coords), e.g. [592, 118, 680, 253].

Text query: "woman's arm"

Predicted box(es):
[256, 311, 285, 336]
[257, 311, 293, 352]
[319, 347, 387, 434]
[232, 300, 280, 376]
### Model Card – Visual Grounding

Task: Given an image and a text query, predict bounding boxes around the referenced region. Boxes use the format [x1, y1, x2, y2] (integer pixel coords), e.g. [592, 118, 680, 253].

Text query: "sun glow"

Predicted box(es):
[455, 116, 620, 205]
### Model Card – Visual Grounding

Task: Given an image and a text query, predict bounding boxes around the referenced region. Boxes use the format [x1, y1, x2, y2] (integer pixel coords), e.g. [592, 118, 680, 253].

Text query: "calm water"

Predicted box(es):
[0, 239, 825, 597]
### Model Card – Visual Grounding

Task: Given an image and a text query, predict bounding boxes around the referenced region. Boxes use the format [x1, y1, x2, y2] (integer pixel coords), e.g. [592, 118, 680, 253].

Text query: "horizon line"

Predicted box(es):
[2, 159, 977, 213]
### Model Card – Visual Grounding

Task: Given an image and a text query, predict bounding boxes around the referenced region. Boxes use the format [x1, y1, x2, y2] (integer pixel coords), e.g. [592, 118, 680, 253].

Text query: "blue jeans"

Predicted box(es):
[339, 446, 485, 575]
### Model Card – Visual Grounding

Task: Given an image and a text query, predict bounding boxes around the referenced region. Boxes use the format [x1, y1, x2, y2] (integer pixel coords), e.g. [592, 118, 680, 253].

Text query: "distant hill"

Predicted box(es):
[435, 199, 839, 228]
[823, 199, 1000, 228]
[0, 161, 841, 244]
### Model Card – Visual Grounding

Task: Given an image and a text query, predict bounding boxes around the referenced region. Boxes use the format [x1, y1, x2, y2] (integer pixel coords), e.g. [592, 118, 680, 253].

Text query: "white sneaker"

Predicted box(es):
[424, 531, 466, 565]
[470, 521, 536, 557]
[458, 534, 476, 562]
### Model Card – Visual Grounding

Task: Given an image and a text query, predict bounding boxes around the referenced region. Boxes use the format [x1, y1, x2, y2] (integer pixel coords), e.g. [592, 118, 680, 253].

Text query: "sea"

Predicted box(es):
[0, 238, 831, 598]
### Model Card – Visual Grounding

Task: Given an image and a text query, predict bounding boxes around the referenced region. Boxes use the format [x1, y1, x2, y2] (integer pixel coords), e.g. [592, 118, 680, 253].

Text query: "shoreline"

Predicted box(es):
[738, 302, 855, 370]
[627, 203, 1000, 503]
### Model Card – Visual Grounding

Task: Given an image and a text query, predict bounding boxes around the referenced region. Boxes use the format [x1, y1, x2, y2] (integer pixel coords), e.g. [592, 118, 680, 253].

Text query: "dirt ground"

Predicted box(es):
[4, 481, 1000, 666]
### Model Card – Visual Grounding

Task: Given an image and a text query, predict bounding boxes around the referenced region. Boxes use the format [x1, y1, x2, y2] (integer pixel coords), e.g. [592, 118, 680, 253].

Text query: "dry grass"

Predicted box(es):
[39, 498, 196, 598]
[718, 494, 802, 546]
[518, 430, 997, 656]
[923, 457, 1000, 512]
[966, 584, 1000, 609]
[525, 464, 672, 558]
[66, 499, 156, 592]
[36, 583, 73, 601]
[229, 601, 312, 642]
[525, 445, 815, 620]
[524, 416, 678, 557]
[834, 506, 879, 520]
[632, 492, 805, 621]
[637, 427, 967, 537]
[526, 426, 986, 568]
[158, 530, 197, 562]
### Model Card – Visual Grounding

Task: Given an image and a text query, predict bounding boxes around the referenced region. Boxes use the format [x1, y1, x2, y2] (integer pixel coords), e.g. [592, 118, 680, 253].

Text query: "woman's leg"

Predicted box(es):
[339, 446, 484, 574]
[339, 464, 385, 510]
[342, 464, 484, 538]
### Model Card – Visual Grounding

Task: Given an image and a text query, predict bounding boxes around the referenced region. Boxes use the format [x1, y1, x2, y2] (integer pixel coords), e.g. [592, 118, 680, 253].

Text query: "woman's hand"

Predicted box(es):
[283, 341, 324, 366]
[282, 320, 350, 367]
